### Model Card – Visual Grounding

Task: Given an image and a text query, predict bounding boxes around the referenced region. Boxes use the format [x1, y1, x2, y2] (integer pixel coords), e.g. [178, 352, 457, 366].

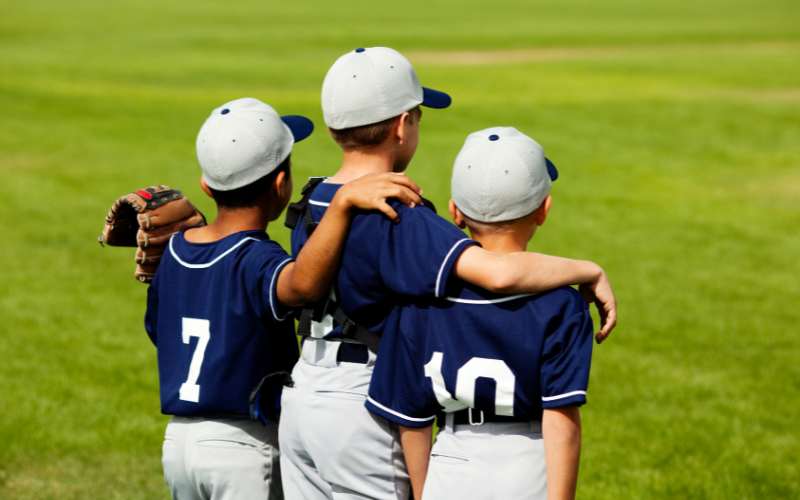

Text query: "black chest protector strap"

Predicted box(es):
[286, 177, 381, 354]
[296, 296, 381, 354]
[285, 176, 326, 234]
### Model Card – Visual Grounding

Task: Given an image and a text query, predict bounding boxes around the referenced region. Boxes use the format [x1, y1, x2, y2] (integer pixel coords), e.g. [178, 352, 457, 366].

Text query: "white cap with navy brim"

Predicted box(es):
[451, 127, 559, 223]
[321, 47, 451, 130]
[196, 97, 314, 191]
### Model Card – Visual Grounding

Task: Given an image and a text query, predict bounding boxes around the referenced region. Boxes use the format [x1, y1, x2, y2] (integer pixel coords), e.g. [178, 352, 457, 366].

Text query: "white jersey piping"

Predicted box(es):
[444, 293, 533, 305]
[269, 258, 294, 322]
[435, 238, 472, 298]
[168, 235, 259, 269]
[541, 390, 587, 402]
[366, 396, 436, 423]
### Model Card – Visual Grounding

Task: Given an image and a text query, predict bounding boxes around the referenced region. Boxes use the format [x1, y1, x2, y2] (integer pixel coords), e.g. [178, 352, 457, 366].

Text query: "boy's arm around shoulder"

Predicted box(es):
[454, 247, 617, 342]
[276, 173, 422, 307]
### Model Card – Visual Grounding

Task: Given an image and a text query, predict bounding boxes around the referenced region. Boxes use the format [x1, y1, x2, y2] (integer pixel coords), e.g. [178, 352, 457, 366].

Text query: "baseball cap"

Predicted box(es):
[451, 127, 559, 223]
[196, 97, 314, 191]
[321, 47, 451, 129]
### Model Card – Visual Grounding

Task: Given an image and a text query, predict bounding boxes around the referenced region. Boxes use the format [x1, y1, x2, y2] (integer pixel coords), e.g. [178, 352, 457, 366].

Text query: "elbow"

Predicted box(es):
[483, 268, 519, 294]
[292, 278, 325, 305]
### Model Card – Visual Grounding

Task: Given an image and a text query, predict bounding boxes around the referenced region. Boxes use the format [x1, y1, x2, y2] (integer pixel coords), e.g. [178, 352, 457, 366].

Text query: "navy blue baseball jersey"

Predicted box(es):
[365, 281, 594, 427]
[290, 180, 477, 339]
[144, 230, 299, 417]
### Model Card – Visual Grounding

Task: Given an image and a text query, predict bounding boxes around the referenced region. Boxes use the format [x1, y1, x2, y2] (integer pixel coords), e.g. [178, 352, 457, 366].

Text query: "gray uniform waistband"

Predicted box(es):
[168, 415, 278, 430]
[442, 412, 542, 435]
[301, 339, 376, 368]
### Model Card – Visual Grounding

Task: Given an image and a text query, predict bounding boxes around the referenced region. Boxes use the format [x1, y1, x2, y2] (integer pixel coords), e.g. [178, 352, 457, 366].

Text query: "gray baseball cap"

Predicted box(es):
[196, 97, 314, 191]
[451, 127, 559, 223]
[321, 47, 451, 130]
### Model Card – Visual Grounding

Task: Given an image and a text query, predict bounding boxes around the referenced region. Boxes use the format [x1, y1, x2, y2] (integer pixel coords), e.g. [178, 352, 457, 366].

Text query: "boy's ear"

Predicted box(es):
[394, 113, 409, 144]
[273, 169, 288, 194]
[199, 177, 213, 198]
[533, 195, 552, 225]
[448, 199, 467, 229]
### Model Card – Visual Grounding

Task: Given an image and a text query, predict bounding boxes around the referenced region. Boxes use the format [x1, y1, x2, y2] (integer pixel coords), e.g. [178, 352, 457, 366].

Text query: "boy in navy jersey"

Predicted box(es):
[279, 47, 616, 500]
[144, 97, 422, 500]
[367, 127, 592, 500]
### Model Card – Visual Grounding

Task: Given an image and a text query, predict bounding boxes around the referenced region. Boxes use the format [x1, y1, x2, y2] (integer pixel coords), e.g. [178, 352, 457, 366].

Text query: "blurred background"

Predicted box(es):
[1, 0, 798, 498]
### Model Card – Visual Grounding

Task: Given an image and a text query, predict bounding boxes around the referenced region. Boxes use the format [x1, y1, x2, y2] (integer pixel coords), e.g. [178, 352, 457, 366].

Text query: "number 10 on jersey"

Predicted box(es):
[424, 351, 516, 416]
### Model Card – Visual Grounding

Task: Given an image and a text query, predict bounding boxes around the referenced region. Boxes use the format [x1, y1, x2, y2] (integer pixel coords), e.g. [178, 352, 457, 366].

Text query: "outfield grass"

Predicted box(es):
[1, 0, 799, 498]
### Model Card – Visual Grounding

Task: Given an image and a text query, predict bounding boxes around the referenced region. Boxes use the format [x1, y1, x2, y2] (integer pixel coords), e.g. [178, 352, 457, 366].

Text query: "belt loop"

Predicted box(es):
[445, 413, 455, 433]
[468, 408, 484, 426]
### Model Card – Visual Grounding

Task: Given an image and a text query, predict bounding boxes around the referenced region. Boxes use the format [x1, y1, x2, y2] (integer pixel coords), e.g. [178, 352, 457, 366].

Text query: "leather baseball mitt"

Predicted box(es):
[99, 185, 206, 283]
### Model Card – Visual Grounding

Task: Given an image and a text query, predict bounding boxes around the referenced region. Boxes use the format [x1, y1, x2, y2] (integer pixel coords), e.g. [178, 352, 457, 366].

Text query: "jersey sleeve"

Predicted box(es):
[243, 241, 295, 323]
[144, 276, 158, 346]
[377, 204, 478, 299]
[366, 313, 438, 427]
[540, 296, 594, 408]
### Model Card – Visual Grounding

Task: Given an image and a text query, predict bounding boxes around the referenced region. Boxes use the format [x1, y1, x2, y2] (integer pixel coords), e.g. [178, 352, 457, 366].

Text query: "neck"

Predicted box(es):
[185, 207, 268, 243]
[469, 231, 531, 254]
[327, 148, 395, 184]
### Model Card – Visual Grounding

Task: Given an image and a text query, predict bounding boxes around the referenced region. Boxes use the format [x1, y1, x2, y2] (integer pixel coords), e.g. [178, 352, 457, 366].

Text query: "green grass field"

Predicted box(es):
[2, 0, 799, 498]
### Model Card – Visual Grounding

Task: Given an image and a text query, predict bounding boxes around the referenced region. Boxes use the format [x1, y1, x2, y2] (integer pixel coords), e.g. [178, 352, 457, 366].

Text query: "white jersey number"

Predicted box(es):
[178, 317, 211, 403]
[424, 352, 516, 416]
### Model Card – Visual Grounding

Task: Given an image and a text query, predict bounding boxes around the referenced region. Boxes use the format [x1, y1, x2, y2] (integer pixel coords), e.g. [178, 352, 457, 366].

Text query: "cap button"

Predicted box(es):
[221, 108, 230, 115]
[489, 134, 499, 141]
[355, 47, 366, 53]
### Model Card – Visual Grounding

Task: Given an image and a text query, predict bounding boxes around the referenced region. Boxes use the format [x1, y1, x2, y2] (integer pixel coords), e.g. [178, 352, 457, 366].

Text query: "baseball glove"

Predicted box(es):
[99, 185, 206, 283]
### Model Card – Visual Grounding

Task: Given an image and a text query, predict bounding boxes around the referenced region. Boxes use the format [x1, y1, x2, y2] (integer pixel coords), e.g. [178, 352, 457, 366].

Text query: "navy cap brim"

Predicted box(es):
[545, 158, 559, 181]
[422, 87, 452, 109]
[281, 115, 314, 142]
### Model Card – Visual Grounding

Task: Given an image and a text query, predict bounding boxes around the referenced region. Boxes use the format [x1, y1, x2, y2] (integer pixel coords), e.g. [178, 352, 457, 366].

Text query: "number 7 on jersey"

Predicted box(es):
[179, 317, 211, 403]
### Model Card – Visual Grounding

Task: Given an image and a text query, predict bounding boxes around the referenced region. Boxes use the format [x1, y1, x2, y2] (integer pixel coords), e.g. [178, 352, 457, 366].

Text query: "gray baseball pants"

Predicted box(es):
[279, 339, 410, 500]
[162, 416, 283, 500]
[422, 416, 546, 500]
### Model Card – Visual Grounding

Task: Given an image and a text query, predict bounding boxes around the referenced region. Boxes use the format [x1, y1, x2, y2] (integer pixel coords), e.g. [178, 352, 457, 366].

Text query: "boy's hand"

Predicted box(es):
[579, 269, 617, 343]
[333, 173, 423, 221]
[280, 173, 422, 306]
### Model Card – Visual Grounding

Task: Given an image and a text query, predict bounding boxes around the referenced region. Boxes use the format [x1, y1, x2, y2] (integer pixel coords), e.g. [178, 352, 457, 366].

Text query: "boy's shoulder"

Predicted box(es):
[532, 286, 589, 316]
[163, 230, 289, 274]
[239, 232, 288, 257]
[453, 278, 584, 306]
[305, 178, 446, 229]
[516, 286, 590, 331]
[225, 232, 292, 279]
[332, 188, 465, 256]
[448, 281, 588, 323]
[365, 197, 452, 233]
